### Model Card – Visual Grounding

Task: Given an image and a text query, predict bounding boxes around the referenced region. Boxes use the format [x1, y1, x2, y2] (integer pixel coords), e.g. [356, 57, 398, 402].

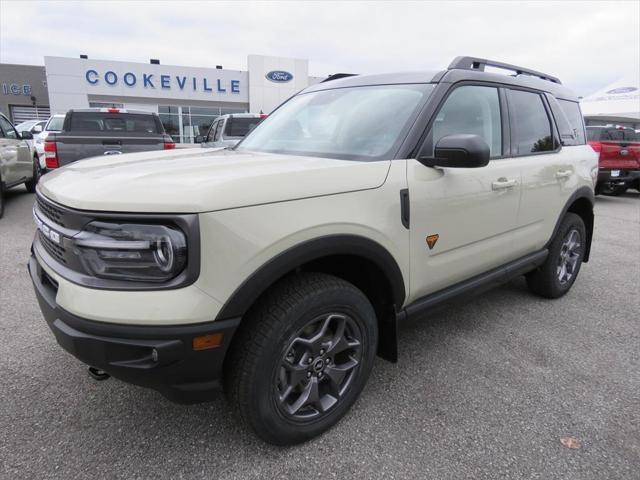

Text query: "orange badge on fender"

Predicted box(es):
[426, 234, 439, 250]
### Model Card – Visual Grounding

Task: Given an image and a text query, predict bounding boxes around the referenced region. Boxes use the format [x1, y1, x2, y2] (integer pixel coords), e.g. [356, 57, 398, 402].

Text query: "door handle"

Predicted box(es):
[556, 170, 572, 179]
[492, 178, 517, 190]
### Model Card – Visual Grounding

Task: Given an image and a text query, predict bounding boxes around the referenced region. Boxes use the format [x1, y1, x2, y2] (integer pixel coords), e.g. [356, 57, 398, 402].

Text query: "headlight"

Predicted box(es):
[72, 221, 187, 282]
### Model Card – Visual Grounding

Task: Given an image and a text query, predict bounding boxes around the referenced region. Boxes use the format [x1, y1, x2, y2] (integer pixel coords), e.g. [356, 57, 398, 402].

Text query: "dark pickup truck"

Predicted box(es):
[44, 108, 175, 169]
[587, 125, 640, 195]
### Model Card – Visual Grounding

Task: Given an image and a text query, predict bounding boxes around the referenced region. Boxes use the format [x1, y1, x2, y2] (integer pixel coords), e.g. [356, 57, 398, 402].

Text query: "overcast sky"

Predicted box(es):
[1, 0, 638, 96]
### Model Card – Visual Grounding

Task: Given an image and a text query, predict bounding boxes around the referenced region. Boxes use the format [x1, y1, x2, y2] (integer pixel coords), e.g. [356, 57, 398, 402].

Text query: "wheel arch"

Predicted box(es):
[216, 234, 406, 362]
[549, 186, 595, 262]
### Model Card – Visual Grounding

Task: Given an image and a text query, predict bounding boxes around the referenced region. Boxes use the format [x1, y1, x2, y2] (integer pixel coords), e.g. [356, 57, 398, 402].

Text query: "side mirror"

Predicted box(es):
[194, 135, 205, 144]
[20, 131, 33, 140]
[32, 125, 43, 133]
[419, 134, 490, 168]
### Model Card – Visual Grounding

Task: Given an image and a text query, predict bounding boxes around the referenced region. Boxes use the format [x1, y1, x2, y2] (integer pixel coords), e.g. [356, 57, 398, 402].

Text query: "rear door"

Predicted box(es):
[407, 84, 522, 300]
[510, 90, 574, 256]
[57, 111, 165, 165]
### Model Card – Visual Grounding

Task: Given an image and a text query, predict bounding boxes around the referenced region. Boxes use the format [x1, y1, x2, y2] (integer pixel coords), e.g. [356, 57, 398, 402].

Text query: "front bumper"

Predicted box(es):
[28, 254, 240, 403]
[597, 169, 640, 185]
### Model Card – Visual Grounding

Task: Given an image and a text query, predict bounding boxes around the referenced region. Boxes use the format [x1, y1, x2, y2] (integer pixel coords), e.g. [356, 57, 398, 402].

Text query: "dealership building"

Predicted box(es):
[41, 54, 324, 143]
[0, 63, 51, 123]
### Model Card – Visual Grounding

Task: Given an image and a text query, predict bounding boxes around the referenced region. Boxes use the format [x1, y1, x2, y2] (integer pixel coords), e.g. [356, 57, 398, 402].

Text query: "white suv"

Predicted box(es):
[29, 57, 597, 445]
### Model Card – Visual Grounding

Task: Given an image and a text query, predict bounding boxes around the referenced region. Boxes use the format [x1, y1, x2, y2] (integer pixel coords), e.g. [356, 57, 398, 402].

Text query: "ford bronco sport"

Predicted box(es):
[29, 57, 597, 445]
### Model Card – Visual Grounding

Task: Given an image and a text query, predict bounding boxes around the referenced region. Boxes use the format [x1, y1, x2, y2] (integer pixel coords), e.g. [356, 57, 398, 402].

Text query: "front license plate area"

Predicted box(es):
[611, 170, 620, 177]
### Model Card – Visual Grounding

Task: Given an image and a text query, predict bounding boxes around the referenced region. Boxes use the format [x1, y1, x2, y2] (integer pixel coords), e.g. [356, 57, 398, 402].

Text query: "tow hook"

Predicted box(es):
[88, 366, 111, 381]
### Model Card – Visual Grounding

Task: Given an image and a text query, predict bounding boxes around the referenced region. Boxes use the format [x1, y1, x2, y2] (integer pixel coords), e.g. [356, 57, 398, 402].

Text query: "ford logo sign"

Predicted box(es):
[606, 87, 637, 94]
[265, 71, 293, 83]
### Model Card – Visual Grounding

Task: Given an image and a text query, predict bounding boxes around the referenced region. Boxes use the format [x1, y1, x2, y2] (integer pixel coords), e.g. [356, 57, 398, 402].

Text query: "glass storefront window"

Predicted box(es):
[159, 113, 180, 142]
[159, 106, 180, 114]
[158, 105, 247, 143]
[89, 102, 124, 108]
[190, 114, 218, 139]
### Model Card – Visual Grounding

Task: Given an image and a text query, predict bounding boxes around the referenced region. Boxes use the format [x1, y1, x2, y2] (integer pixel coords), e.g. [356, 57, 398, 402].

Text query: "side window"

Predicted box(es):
[557, 99, 586, 145]
[206, 120, 219, 142]
[509, 90, 554, 154]
[0, 116, 18, 139]
[429, 85, 502, 158]
[214, 119, 224, 141]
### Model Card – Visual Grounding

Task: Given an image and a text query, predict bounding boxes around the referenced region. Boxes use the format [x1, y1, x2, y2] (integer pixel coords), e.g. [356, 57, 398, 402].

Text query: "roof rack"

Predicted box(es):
[448, 56, 561, 84]
[322, 73, 358, 83]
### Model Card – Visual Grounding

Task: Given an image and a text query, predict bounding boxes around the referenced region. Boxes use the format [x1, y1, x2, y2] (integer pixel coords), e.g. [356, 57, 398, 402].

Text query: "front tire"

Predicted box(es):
[224, 272, 378, 445]
[526, 213, 586, 298]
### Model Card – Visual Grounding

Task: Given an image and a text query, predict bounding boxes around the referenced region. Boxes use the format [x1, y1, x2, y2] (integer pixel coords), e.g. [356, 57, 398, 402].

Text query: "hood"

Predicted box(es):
[39, 148, 391, 213]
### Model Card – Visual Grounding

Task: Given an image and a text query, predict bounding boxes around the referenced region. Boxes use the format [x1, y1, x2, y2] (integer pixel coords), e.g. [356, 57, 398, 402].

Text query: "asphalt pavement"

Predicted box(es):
[1, 185, 638, 480]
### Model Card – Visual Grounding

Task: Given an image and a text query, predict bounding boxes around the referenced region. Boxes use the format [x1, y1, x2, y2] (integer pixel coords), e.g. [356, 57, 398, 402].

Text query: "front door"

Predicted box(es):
[0, 115, 32, 185]
[407, 84, 522, 303]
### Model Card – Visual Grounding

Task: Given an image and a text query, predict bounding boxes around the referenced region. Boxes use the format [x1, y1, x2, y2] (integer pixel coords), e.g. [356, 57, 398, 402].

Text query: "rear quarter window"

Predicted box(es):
[69, 113, 160, 134]
[224, 117, 262, 137]
[557, 100, 586, 145]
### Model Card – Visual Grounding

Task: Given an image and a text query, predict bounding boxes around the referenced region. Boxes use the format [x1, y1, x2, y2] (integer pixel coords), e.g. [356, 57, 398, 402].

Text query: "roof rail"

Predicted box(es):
[322, 73, 358, 83]
[448, 56, 561, 84]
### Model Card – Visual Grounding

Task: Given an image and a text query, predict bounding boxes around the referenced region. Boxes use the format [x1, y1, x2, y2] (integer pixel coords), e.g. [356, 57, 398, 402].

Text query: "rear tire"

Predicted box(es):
[526, 213, 586, 299]
[24, 157, 40, 193]
[224, 272, 378, 445]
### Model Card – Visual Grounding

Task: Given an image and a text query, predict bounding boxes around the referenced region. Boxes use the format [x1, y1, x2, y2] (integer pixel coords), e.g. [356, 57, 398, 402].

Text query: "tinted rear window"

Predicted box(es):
[587, 127, 638, 142]
[69, 112, 160, 134]
[224, 117, 262, 137]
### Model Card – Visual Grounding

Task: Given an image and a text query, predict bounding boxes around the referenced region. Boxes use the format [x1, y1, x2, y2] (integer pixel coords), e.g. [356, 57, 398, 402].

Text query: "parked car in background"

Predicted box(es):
[195, 113, 263, 148]
[587, 125, 640, 195]
[34, 114, 65, 169]
[15, 119, 47, 137]
[43, 108, 175, 169]
[0, 113, 40, 218]
[15, 119, 47, 168]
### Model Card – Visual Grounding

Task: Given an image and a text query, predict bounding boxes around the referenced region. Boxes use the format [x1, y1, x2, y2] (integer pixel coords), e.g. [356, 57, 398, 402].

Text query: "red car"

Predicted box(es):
[587, 125, 640, 195]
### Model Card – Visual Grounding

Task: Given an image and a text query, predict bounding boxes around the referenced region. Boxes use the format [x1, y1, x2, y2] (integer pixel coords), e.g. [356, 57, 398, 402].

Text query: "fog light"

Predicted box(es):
[193, 333, 224, 351]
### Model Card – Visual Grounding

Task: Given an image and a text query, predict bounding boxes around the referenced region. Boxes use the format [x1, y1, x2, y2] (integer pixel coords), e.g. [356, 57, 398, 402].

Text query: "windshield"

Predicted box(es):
[237, 84, 434, 160]
[15, 120, 38, 132]
[224, 117, 262, 138]
[46, 116, 64, 131]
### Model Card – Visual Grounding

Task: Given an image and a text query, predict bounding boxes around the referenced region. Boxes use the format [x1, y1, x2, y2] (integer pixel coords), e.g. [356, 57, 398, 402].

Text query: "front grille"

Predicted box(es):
[39, 231, 67, 264]
[36, 195, 66, 228]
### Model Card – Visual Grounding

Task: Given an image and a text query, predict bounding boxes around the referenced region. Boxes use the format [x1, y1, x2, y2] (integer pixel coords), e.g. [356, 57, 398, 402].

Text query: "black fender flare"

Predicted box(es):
[546, 186, 595, 261]
[215, 234, 406, 321]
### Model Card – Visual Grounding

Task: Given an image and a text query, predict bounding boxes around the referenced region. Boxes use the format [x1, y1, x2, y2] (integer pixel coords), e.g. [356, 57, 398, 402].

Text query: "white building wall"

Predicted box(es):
[248, 55, 311, 113]
[45, 55, 324, 116]
[45, 56, 249, 114]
